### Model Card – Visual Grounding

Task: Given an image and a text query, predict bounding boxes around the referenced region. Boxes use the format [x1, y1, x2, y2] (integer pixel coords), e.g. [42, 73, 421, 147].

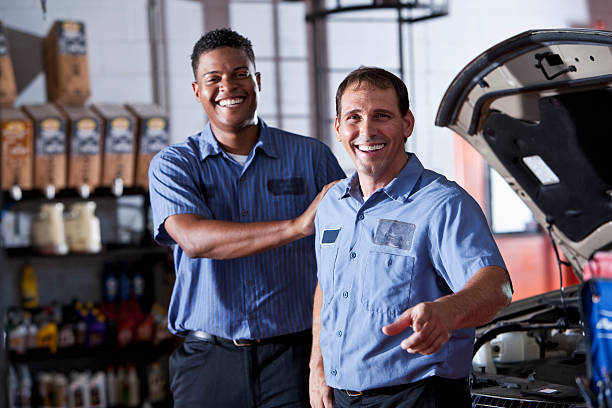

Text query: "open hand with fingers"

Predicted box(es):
[382, 301, 456, 355]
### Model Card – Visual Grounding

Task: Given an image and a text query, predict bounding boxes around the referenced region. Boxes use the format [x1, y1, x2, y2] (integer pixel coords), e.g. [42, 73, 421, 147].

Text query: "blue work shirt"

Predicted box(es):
[149, 119, 345, 339]
[315, 153, 507, 391]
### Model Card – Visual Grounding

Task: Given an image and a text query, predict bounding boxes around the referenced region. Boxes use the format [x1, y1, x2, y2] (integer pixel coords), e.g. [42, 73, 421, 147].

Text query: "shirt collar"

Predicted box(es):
[197, 118, 279, 161]
[340, 153, 424, 203]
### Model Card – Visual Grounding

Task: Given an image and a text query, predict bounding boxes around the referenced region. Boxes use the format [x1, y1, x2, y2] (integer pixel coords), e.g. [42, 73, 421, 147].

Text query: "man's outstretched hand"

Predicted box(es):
[382, 301, 455, 355]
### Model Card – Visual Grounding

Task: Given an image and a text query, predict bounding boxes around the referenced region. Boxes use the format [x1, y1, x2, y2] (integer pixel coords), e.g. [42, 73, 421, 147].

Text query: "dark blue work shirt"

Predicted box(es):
[149, 119, 345, 339]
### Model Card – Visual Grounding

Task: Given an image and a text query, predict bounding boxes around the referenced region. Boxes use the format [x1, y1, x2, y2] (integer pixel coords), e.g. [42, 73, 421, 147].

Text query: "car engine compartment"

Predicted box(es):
[471, 286, 587, 407]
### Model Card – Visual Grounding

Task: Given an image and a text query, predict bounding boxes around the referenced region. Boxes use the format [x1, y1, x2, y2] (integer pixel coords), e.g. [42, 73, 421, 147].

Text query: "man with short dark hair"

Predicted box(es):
[309, 67, 513, 407]
[149, 28, 344, 407]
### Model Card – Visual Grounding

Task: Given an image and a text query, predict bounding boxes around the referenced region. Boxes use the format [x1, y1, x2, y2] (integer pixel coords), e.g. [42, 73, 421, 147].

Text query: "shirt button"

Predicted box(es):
[358, 214, 364, 220]
[247, 280, 254, 287]
[342, 291, 348, 298]
[337, 330, 342, 337]
[350, 252, 356, 259]
[240, 175, 246, 182]
[331, 369, 337, 376]
[388, 259, 393, 266]
[241, 209, 248, 216]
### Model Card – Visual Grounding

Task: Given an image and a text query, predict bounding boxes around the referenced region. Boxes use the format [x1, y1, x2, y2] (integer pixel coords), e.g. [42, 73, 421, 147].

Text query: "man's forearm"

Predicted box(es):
[166, 214, 306, 260]
[164, 180, 339, 260]
[436, 265, 512, 330]
[309, 284, 333, 408]
[310, 284, 324, 371]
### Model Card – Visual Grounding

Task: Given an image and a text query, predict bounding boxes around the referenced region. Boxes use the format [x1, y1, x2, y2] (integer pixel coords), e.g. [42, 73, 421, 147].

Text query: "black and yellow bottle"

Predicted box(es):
[20, 264, 39, 309]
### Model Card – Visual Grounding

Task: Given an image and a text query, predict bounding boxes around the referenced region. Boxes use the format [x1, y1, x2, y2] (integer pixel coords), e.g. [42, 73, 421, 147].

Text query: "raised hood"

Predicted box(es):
[436, 29, 612, 279]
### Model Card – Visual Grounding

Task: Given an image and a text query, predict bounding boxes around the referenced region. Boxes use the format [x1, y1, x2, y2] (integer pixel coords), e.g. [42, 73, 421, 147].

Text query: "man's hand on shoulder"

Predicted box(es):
[293, 180, 340, 238]
[382, 301, 455, 355]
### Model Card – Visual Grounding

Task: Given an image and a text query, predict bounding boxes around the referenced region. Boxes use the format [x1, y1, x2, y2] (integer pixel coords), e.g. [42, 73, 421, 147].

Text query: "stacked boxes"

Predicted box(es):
[22, 104, 67, 197]
[42, 21, 90, 105]
[0, 21, 17, 107]
[0, 21, 169, 198]
[0, 107, 33, 192]
[91, 104, 136, 189]
[59, 105, 102, 194]
[126, 104, 169, 190]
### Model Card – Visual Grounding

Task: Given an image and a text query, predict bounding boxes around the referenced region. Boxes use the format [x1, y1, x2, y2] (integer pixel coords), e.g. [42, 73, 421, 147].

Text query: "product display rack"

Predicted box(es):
[1, 186, 176, 408]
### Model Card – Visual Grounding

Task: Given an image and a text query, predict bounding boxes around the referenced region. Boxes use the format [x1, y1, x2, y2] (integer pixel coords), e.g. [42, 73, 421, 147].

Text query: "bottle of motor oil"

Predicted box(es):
[20, 264, 39, 309]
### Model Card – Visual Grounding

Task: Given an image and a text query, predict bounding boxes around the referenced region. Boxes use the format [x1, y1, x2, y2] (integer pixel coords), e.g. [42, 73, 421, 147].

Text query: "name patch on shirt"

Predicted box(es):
[267, 177, 306, 196]
[321, 228, 341, 245]
[374, 219, 415, 250]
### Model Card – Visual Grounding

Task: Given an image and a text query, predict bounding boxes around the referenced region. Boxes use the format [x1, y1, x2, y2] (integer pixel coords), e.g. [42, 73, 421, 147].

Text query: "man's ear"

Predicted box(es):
[403, 109, 415, 139]
[334, 116, 342, 142]
[192, 81, 200, 101]
[255, 72, 262, 91]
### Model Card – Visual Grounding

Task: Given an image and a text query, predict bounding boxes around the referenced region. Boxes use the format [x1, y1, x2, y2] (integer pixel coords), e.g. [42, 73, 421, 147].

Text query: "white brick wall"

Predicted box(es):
[0, 0, 204, 144]
[407, 0, 591, 177]
[166, 0, 206, 142]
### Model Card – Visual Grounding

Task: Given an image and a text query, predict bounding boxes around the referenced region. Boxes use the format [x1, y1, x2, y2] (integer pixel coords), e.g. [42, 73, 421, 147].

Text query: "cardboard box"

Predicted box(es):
[42, 21, 90, 105]
[91, 104, 136, 188]
[23, 104, 67, 194]
[126, 104, 169, 190]
[59, 104, 102, 193]
[0, 21, 17, 107]
[0, 107, 33, 191]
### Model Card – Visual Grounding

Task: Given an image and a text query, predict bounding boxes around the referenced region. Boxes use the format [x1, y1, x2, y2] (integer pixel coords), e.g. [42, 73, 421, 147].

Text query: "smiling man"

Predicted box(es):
[148, 28, 344, 407]
[309, 67, 513, 408]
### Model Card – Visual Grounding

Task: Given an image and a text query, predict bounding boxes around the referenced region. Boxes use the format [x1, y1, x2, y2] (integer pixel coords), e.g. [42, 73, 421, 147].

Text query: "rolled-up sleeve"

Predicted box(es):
[148, 148, 212, 246]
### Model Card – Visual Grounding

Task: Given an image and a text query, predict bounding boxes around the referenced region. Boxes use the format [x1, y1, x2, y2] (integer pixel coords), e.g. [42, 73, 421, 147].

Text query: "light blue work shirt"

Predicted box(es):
[315, 153, 507, 391]
[149, 119, 345, 339]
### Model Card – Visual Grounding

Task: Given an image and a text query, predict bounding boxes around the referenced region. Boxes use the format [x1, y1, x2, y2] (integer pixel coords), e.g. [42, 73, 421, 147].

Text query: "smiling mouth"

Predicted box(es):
[355, 143, 385, 152]
[217, 97, 245, 107]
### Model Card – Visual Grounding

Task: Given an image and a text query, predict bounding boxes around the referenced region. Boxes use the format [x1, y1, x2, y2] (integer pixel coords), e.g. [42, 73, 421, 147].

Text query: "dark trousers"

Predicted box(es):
[169, 330, 312, 408]
[332, 376, 472, 408]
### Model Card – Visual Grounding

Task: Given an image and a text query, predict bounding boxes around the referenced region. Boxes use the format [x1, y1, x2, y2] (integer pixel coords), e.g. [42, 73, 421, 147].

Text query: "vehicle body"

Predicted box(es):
[436, 28, 612, 407]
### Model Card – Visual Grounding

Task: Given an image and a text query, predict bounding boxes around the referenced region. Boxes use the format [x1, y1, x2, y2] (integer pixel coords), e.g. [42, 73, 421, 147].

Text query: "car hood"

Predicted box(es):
[436, 28, 612, 280]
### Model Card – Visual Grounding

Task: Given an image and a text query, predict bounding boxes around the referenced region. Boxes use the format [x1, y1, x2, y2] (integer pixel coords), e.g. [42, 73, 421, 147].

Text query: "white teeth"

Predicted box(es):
[357, 144, 385, 152]
[218, 98, 244, 107]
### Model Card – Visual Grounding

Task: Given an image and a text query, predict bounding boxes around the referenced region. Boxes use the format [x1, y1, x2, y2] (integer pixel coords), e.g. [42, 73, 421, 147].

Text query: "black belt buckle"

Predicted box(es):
[232, 338, 261, 347]
[345, 390, 363, 397]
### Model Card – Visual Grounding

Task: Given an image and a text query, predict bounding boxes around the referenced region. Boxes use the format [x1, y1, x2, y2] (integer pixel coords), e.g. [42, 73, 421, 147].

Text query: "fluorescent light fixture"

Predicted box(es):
[522, 155, 560, 185]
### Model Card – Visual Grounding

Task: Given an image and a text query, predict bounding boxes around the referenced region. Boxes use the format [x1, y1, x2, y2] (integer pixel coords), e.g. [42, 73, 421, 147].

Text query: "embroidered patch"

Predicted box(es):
[267, 177, 306, 196]
[321, 228, 341, 244]
[373, 219, 415, 250]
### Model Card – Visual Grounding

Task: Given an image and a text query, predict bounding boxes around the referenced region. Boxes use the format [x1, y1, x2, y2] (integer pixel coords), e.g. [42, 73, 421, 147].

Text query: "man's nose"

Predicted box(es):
[360, 117, 377, 137]
[219, 75, 236, 91]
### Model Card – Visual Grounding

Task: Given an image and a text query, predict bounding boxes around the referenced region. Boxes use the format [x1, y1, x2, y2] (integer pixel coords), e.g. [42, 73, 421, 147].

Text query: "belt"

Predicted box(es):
[187, 329, 310, 347]
[343, 382, 412, 397]
[342, 376, 468, 398]
[343, 383, 415, 397]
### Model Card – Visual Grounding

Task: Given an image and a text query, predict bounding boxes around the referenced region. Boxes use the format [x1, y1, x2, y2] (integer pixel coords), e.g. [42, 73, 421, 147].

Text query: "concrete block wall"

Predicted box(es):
[407, 0, 592, 176]
[165, 0, 206, 143]
[0, 0, 205, 144]
[321, 0, 594, 177]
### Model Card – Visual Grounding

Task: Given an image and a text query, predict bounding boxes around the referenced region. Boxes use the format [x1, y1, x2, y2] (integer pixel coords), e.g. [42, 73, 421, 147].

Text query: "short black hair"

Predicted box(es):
[191, 28, 256, 78]
[335, 66, 410, 117]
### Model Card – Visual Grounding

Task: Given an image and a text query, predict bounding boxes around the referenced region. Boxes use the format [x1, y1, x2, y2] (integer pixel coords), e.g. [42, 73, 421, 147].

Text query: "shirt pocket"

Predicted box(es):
[319, 245, 339, 305]
[360, 250, 415, 318]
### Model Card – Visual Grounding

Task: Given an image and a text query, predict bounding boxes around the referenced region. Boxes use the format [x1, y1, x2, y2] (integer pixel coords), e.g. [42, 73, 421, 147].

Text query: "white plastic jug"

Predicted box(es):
[30, 202, 68, 255]
[65, 201, 102, 253]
